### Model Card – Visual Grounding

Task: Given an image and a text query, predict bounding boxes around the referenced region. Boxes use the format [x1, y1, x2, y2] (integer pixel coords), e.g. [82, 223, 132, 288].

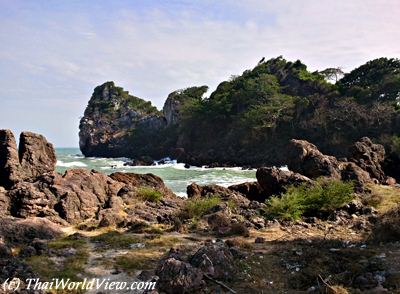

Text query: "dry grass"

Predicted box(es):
[115, 248, 163, 274]
[364, 184, 400, 213]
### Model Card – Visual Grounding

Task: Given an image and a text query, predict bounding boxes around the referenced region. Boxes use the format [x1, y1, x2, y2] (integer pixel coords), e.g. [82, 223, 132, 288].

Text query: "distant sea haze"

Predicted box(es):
[55, 148, 256, 197]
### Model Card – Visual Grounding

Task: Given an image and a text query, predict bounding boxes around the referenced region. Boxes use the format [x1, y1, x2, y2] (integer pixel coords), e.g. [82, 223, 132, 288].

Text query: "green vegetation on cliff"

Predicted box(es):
[79, 57, 400, 178]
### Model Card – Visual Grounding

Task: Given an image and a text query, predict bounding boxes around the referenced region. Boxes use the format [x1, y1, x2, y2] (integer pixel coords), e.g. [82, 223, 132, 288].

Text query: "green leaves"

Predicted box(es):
[264, 179, 354, 220]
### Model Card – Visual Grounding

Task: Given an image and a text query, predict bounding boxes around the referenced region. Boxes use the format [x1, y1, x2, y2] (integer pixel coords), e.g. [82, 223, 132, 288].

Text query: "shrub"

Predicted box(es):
[178, 196, 221, 220]
[137, 187, 163, 202]
[264, 179, 354, 220]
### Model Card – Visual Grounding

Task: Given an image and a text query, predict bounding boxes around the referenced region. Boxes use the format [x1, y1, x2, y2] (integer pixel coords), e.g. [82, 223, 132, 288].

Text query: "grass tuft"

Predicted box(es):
[178, 196, 222, 220]
[264, 179, 354, 220]
[137, 187, 163, 202]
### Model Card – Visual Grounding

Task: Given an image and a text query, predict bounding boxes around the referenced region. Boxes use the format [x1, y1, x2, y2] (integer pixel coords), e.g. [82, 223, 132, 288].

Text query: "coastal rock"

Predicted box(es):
[110, 172, 175, 198]
[256, 167, 313, 196]
[79, 81, 164, 158]
[51, 169, 124, 223]
[348, 137, 386, 182]
[340, 161, 372, 190]
[189, 242, 236, 280]
[156, 258, 204, 294]
[287, 139, 341, 179]
[228, 182, 267, 202]
[18, 131, 56, 180]
[0, 129, 21, 188]
[9, 179, 60, 220]
[186, 183, 250, 207]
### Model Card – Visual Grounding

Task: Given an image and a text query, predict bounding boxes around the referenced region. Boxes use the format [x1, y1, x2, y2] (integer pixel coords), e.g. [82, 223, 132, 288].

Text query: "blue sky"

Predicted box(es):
[1, 0, 400, 147]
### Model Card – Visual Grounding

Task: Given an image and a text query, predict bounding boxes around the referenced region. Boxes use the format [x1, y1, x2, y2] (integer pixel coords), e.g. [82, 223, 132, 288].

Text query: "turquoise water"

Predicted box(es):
[55, 148, 256, 197]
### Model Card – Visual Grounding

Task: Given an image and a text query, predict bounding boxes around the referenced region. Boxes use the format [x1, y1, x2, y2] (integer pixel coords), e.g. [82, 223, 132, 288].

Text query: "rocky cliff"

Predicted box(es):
[79, 57, 400, 179]
[79, 81, 165, 157]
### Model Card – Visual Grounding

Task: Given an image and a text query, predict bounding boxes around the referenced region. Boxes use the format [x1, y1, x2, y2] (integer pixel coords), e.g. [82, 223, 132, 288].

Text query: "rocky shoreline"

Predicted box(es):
[1, 129, 400, 293]
[78, 58, 400, 180]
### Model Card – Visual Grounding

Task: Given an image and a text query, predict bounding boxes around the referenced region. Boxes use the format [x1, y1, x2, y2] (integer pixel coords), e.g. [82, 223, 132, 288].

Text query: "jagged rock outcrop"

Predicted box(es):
[0, 129, 56, 188]
[156, 258, 204, 293]
[228, 182, 267, 202]
[256, 167, 313, 197]
[0, 130, 21, 188]
[348, 137, 386, 182]
[18, 131, 56, 179]
[186, 183, 250, 207]
[286, 137, 388, 188]
[189, 243, 235, 280]
[79, 81, 165, 157]
[163, 86, 208, 126]
[287, 139, 341, 179]
[0, 129, 182, 227]
[8, 169, 183, 226]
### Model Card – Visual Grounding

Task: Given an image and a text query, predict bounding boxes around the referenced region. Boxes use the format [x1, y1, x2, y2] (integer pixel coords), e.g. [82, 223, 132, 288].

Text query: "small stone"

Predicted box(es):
[255, 237, 265, 243]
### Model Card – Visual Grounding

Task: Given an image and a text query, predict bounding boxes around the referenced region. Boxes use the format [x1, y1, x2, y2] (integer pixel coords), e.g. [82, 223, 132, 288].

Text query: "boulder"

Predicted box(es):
[340, 162, 372, 190]
[18, 131, 57, 180]
[287, 139, 341, 179]
[0, 129, 21, 188]
[256, 167, 313, 196]
[156, 258, 204, 294]
[51, 169, 124, 223]
[110, 172, 175, 198]
[186, 183, 250, 207]
[229, 182, 267, 202]
[189, 242, 235, 280]
[348, 137, 386, 182]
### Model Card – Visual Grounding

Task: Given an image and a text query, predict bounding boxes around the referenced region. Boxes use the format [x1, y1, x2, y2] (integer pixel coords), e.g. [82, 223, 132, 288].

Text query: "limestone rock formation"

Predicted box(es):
[0, 129, 56, 188]
[256, 167, 313, 196]
[79, 81, 165, 157]
[19, 131, 57, 180]
[0, 130, 21, 188]
[287, 139, 341, 179]
[228, 182, 266, 202]
[349, 137, 386, 182]
[162, 86, 208, 126]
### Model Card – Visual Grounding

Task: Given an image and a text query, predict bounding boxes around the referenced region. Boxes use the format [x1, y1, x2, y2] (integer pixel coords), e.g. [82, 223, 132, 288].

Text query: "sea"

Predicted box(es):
[55, 148, 256, 197]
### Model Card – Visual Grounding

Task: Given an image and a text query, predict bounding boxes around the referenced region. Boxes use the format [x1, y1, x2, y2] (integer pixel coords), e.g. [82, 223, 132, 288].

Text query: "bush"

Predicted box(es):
[264, 179, 354, 220]
[137, 187, 163, 202]
[178, 196, 221, 220]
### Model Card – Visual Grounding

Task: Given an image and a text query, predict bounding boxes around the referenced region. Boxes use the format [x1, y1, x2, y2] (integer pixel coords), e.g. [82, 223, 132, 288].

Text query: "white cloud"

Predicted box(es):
[0, 1, 399, 146]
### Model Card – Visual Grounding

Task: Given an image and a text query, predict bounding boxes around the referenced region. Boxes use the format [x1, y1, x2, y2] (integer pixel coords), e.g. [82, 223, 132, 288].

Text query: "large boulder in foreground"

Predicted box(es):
[256, 167, 313, 196]
[156, 258, 204, 294]
[228, 182, 267, 202]
[0, 129, 56, 188]
[189, 242, 235, 280]
[348, 137, 386, 182]
[0, 130, 21, 188]
[18, 132, 56, 180]
[287, 139, 341, 179]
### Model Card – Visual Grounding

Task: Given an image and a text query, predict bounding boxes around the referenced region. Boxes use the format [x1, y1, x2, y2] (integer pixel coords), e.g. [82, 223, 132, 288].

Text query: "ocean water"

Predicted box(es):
[55, 148, 256, 197]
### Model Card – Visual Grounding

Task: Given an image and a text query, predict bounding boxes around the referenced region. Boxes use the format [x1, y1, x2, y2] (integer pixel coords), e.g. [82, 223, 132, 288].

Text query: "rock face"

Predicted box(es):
[348, 137, 386, 182]
[0, 129, 182, 227]
[18, 132, 56, 180]
[228, 182, 266, 202]
[79, 81, 165, 157]
[0, 130, 21, 188]
[287, 139, 341, 179]
[256, 167, 313, 196]
[156, 258, 204, 293]
[0, 129, 56, 188]
[189, 243, 235, 280]
[8, 169, 182, 226]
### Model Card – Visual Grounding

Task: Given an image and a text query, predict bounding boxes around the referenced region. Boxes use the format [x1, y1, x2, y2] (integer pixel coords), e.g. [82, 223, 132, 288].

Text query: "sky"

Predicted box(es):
[1, 0, 400, 147]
